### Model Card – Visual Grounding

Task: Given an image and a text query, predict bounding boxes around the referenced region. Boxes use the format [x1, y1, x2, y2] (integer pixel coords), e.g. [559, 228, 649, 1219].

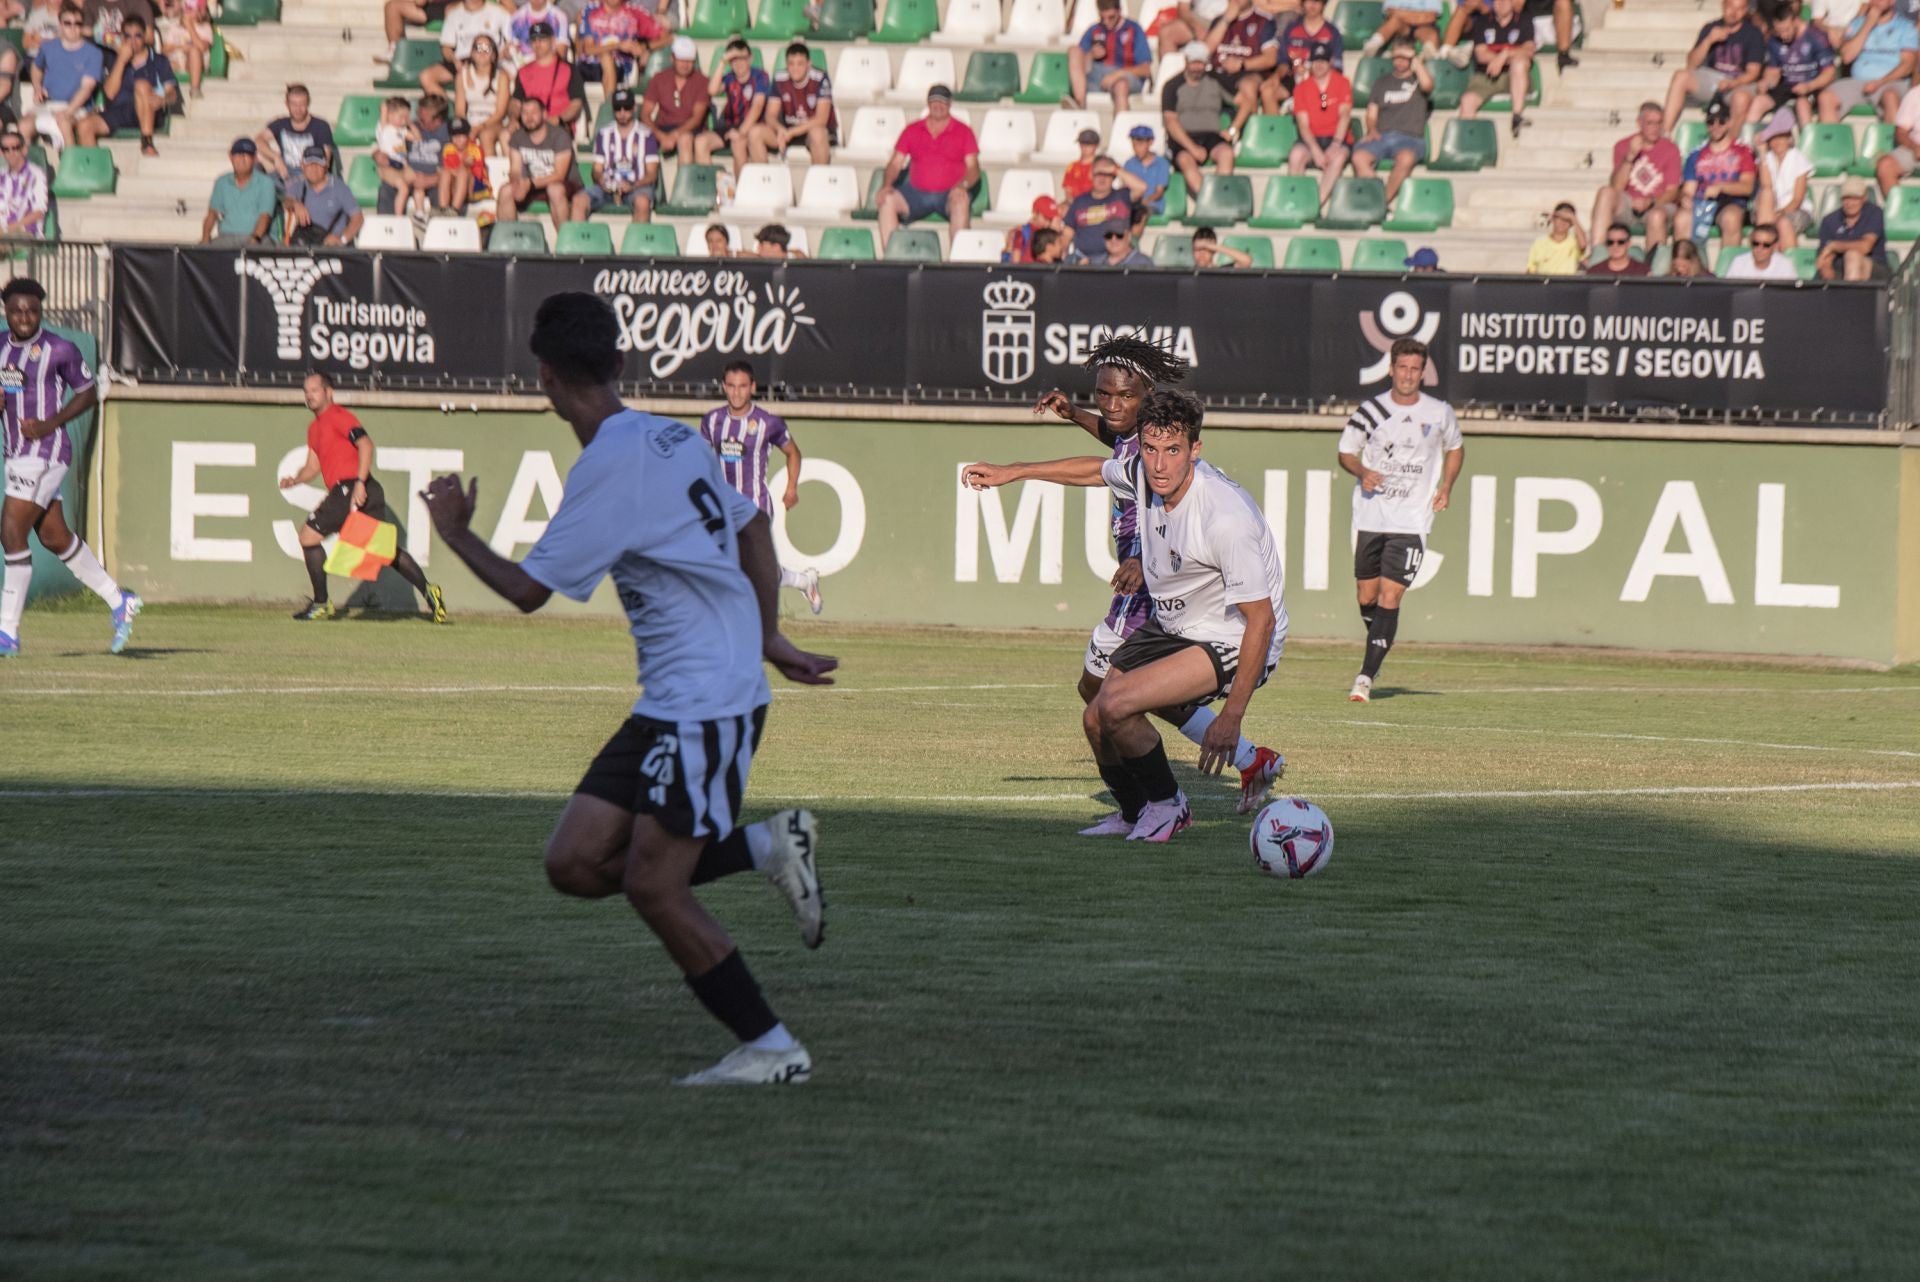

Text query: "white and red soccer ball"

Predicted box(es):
[1250, 798, 1333, 879]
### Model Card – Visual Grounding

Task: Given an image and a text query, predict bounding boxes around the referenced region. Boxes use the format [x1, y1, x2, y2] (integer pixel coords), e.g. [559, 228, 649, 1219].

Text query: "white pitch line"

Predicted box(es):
[1334, 716, 1920, 761]
[0, 681, 1065, 699]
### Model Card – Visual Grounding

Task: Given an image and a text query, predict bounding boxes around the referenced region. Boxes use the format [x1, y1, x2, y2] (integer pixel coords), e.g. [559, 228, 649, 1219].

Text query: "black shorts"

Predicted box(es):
[575, 706, 768, 839]
[307, 477, 389, 536]
[1355, 530, 1426, 586]
[101, 101, 167, 133]
[1220, 69, 1263, 97]
[422, 0, 452, 19]
[1188, 130, 1228, 154]
[1110, 618, 1275, 704]
[1521, 0, 1555, 17]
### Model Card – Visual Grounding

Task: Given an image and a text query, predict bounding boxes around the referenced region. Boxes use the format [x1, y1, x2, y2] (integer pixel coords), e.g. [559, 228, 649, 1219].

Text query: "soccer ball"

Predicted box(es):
[1250, 798, 1334, 879]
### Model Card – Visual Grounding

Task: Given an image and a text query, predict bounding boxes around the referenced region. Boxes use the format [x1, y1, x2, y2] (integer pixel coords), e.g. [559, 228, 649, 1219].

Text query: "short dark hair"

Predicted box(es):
[123, 14, 146, 31]
[304, 368, 335, 388]
[1138, 388, 1204, 442]
[1032, 227, 1063, 257]
[785, 41, 810, 59]
[285, 82, 309, 97]
[723, 360, 754, 379]
[1553, 201, 1576, 216]
[1389, 337, 1428, 365]
[529, 292, 623, 387]
[1608, 220, 1633, 237]
[1191, 226, 1219, 245]
[725, 37, 751, 53]
[756, 223, 791, 248]
[2, 277, 46, 303]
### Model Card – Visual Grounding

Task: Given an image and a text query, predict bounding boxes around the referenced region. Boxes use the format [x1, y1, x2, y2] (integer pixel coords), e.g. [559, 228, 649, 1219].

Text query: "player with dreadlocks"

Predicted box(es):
[964, 335, 1285, 830]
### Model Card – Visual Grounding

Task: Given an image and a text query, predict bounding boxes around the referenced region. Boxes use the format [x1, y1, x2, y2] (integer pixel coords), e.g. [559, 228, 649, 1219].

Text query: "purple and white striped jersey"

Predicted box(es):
[698, 405, 790, 515]
[1, 328, 91, 466]
[1102, 431, 1150, 636]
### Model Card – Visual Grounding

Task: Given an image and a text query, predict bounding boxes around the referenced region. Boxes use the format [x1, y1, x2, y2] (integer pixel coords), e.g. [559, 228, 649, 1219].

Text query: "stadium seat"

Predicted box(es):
[949, 228, 1005, 262]
[1037, 109, 1102, 163]
[729, 163, 795, 217]
[873, 0, 940, 42]
[658, 163, 721, 215]
[1426, 58, 1466, 110]
[956, 51, 1021, 101]
[813, 0, 876, 40]
[1351, 237, 1411, 271]
[335, 96, 386, 149]
[1337, 0, 1384, 44]
[377, 39, 443, 91]
[817, 226, 878, 259]
[1799, 123, 1856, 178]
[207, 30, 228, 79]
[990, 167, 1056, 220]
[217, 0, 278, 23]
[1064, 0, 1105, 37]
[1283, 235, 1342, 270]
[884, 228, 943, 261]
[747, 0, 809, 38]
[1787, 246, 1818, 277]
[1351, 56, 1390, 107]
[1106, 111, 1163, 158]
[642, 48, 674, 82]
[1249, 174, 1320, 228]
[621, 221, 683, 255]
[892, 49, 957, 104]
[355, 214, 416, 249]
[1814, 180, 1881, 219]
[1477, 61, 1542, 111]
[842, 106, 908, 162]
[49, 146, 114, 199]
[1647, 243, 1673, 276]
[978, 109, 1038, 163]
[1383, 176, 1454, 231]
[1429, 118, 1496, 171]
[834, 47, 894, 102]
[1184, 174, 1255, 226]
[852, 167, 887, 219]
[935, 0, 1003, 47]
[1004, 0, 1067, 45]
[1149, 173, 1188, 225]
[489, 221, 550, 254]
[555, 222, 615, 255]
[1152, 236, 1195, 267]
[1222, 233, 1274, 267]
[347, 155, 381, 207]
[686, 0, 750, 36]
[924, 173, 992, 222]
[1884, 184, 1920, 240]
[794, 163, 861, 217]
[1854, 122, 1897, 178]
[1712, 244, 1742, 276]
[1317, 176, 1386, 229]
[1673, 120, 1706, 158]
[1235, 114, 1298, 168]
[420, 217, 483, 252]
[1015, 51, 1071, 104]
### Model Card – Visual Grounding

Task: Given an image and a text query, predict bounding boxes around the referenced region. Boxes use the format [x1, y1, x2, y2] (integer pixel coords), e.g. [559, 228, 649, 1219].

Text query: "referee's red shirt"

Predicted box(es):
[308, 405, 365, 488]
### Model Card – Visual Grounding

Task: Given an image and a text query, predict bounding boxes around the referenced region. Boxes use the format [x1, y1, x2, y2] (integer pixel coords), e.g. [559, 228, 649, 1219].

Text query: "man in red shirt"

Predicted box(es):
[512, 22, 587, 128]
[276, 371, 447, 623]
[1286, 42, 1352, 207]
[641, 35, 711, 165]
[876, 84, 980, 251]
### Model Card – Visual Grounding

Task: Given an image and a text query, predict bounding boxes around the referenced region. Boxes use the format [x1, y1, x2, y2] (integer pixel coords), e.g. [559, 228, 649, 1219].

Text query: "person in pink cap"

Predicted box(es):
[1003, 193, 1065, 263]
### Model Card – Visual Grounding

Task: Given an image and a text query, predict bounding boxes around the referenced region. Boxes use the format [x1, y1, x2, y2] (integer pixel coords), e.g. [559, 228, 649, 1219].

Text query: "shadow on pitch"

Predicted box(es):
[49, 646, 216, 661]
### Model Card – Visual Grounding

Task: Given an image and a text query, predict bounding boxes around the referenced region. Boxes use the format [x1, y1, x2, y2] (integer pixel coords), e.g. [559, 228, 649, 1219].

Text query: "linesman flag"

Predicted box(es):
[324, 510, 398, 581]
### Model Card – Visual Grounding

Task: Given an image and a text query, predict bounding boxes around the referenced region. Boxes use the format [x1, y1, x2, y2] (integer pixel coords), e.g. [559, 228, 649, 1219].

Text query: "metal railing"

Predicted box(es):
[1888, 247, 1920, 430]
[0, 238, 111, 341]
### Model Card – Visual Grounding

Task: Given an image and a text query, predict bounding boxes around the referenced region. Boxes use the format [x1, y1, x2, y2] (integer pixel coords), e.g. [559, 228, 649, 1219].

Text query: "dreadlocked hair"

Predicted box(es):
[1084, 333, 1189, 387]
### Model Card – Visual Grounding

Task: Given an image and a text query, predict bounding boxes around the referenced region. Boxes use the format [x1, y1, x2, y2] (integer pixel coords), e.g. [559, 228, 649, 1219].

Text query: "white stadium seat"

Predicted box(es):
[988, 166, 1057, 221]
[420, 217, 483, 252]
[1152, 51, 1184, 92]
[728, 163, 794, 217]
[355, 214, 417, 249]
[918, 104, 972, 126]
[1106, 110, 1163, 159]
[485, 155, 511, 193]
[1065, 0, 1104, 39]
[793, 163, 861, 217]
[683, 223, 744, 255]
[929, 0, 1001, 44]
[891, 48, 957, 104]
[977, 107, 1037, 163]
[1036, 108, 1101, 162]
[1002, 0, 1065, 44]
[841, 105, 908, 162]
[784, 225, 812, 255]
[833, 46, 894, 101]
[949, 228, 1005, 263]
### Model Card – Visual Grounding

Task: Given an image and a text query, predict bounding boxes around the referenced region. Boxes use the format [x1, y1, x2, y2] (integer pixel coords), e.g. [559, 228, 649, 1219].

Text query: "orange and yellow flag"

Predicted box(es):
[323, 510, 399, 582]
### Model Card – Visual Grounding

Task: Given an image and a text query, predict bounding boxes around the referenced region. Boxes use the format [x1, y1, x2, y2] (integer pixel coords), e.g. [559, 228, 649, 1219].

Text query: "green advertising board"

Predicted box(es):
[103, 401, 1912, 664]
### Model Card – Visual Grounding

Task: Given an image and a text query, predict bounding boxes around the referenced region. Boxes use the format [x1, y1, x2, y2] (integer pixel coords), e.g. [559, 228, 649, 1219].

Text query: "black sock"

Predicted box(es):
[686, 948, 779, 1042]
[1359, 602, 1375, 631]
[303, 545, 328, 602]
[1098, 760, 1149, 822]
[392, 548, 429, 593]
[691, 828, 754, 885]
[1361, 606, 1400, 680]
[1122, 739, 1180, 804]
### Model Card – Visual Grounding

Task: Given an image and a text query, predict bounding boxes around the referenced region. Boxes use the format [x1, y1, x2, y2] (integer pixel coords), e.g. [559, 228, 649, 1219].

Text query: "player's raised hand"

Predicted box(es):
[421, 473, 477, 535]
[765, 633, 838, 685]
[1033, 390, 1074, 422]
[962, 462, 1011, 490]
[1110, 556, 1144, 594]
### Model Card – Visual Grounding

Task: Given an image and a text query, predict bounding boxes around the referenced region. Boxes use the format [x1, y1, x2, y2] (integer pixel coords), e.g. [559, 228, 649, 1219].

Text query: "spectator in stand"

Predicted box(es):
[84, 0, 151, 51]
[202, 137, 278, 245]
[1876, 81, 1920, 191]
[451, 34, 510, 156]
[1363, 0, 1442, 55]
[1526, 199, 1586, 272]
[1352, 40, 1430, 205]
[257, 85, 334, 185]
[1437, 0, 1484, 65]
[1164, 41, 1240, 195]
[1661, 0, 1766, 135]
[1063, 127, 1100, 199]
[0, 128, 51, 238]
[29, 5, 102, 148]
[1725, 223, 1799, 277]
[155, 0, 213, 99]
[75, 14, 177, 156]
[1754, 113, 1815, 244]
[1030, 226, 1069, 263]
[1669, 237, 1713, 275]
[1151, 0, 1229, 64]
[1089, 219, 1153, 266]
[748, 41, 834, 166]
[1591, 100, 1682, 252]
[379, 0, 450, 67]
[1819, 0, 1918, 121]
[875, 84, 980, 251]
[1207, 0, 1279, 138]
[1681, 97, 1757, 244]
[1125, 123, 1171, 215]
[1406, 244, 1441, 270]
[753, 223, 804, 258]
[1067, 0, 1153, 111]
[508, 0, 573, 64]
[421, 0, 512, 99]
[439, 116, 490, 213]
[578, 0, 667, 92]
[373, 95, 414, 210]
[1287, 42, 1351, 207]
[1192, 224, 1252, 265]
[703, 223, 733, 256]
[639, 34, 709, 165]
[1272, 0, 1340, 111]
[514, 21, 586, 129]
[1816, 175, 1891, 277]
[281, 145, 363, 246]
[707, 38, 769, 172]
[1065, 155, 1141, 258]
[1751, 7, 1837, 126]
[577, 86, 657, 220]
[1458, 0, 1534, 140]
[501, 94, 578, 229]
[1521, 0, 1579, 74]
[21, 0, 62, 58]
[1003, 194, 1064, 263]
[1587, 222, 1650, 275]
[379, 95, 449, 220]
[1812, 0, 1863, 46]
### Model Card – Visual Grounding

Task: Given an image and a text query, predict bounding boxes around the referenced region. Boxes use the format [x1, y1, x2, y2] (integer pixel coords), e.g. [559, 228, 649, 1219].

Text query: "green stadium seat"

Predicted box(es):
[1149, 173, 1188, 226]
[1283, 235, 1342, 270]
[884, 227, 942, 261]
[488, 221, 550, 254]
[1788, 246, 1818, 277]
[216, 0, 278, 24]
[1318, 175, 1386, 229]
[925, 174, 991, 222]
[377, 39, 443, 90]
[1647, 243, 1673, 276]
[1799, 123, 1856, 178]
[207, 30, 228, 79]
[817, 226, 878, 259]
[1337, 0, 1383, 44]
[1814, 180, 1881, 219]
[852, 167, 886, 219]
[1854, 122, 1896, 177]
[1426, 58, 1466, 110]
[49, 146, 114, 199]
[1672, 120, 1706, 158]
[1249, 173, 1320, 228]
[1351, 237, 1411, 271]
[707, 43, 764, 79]
[1184, 173, 1255, 226]
[813, 0, 875, 39]
[1015, 52, 1070, 104]
[347, 154, 381, 207]
[956, 51, 1021, 102]
[1235, 114, 1297, 168]
[1351, 56, 1390, 107]
[335, 95, 386, 149]
[872, 0, 939, 42]
[1713, 244, 1743, 276]
[657, 163, 720, 215]
[1477, 61, 1541, 110]
[1152, 236, 1195, 267]
[1884, 184, 1920, 240]
[640, 47, 674, 87]
[1383, 176, 1454, 231]
[555, 222, 615, 255]
[685, 0, 751, 37]
[1222, 233, 1274, 267]
[621, 222, 682, 255]
[1429, 117, 1496, 170]
[747, 0, 810, 38]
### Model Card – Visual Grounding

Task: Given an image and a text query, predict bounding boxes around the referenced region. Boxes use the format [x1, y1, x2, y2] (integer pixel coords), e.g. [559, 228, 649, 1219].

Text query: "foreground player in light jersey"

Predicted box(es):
[1337, 337, 1464, 702]
[699, 360, 821, 614]
[0, 277, 140, 658]
[1025, 335, 1283, 815]
[966, 389, 1288, 842]
[420, 293, 838, 1087]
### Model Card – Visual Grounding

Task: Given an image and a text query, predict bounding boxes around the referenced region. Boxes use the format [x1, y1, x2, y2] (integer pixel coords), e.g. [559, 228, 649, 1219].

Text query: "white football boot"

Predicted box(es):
[673, 1042, 813, 1087]
[762, 808, 825, 949]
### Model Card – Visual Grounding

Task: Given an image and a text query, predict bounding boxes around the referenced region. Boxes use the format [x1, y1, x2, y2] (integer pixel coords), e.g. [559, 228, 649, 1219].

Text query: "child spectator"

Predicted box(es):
[1124, 124, 1170, 214]
[1064, 127, 1100, 199]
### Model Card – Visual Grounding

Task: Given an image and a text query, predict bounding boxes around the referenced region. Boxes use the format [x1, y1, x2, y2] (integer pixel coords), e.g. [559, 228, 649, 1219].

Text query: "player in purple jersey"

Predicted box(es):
[698, 360, 822, 615]
[1, 278, 141, 658]
[962, 335, 1285, 824]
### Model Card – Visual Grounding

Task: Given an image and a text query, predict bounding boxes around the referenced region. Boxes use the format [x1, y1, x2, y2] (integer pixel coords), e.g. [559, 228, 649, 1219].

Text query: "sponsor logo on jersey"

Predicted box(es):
[649, 421, 694, 457]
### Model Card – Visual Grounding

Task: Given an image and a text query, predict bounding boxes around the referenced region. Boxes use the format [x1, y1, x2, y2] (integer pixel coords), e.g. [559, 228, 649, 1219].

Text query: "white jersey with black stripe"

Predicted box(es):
[1337, 392, 1463, 536]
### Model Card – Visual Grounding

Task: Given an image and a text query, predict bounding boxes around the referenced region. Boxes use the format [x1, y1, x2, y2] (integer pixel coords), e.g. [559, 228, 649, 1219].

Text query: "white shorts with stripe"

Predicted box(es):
[576, 705, 767, 840]
[4, 456, 67, 510]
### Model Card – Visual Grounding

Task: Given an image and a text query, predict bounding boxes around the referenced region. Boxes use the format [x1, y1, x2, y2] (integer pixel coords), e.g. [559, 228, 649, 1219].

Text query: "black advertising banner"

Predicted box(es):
[110, 247, 1890, 424]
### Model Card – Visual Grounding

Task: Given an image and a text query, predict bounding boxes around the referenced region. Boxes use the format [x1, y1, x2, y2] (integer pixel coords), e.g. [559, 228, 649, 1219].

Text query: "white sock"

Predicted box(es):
[1, 553, 29, 636]
[1177, 706, 1261, 771]
[745, 1021, 798, 1052]
[58, 540, 120, 605]
[777, 565, 806, 591]
[742, 820, 774, 870]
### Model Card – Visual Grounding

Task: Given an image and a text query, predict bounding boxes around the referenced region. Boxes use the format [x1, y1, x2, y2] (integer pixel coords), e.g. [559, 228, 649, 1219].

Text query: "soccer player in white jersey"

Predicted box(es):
[419, 293, 838, 1087]
[966, 389, 1288, 842]
[1, 277, 141, 658]
[698, 360, 821, 614]
[1337, 337, 1464, 703]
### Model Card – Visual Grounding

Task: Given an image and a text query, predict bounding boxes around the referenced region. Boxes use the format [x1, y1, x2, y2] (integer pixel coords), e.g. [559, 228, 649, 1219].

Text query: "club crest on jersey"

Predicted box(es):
[980, 279, 1037, 387]
[1169, 549, 1182, 571]
[1357, 290, 1442, 386]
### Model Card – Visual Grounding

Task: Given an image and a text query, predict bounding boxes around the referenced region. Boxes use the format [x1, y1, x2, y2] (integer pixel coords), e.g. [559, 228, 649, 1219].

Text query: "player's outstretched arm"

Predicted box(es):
[962, 457, 1107, 490]
[738, 512, 837, 686]
[420, 474, 553, 613]
[1198, 597, 1275, 776]
[1032, 390, 1104, 439]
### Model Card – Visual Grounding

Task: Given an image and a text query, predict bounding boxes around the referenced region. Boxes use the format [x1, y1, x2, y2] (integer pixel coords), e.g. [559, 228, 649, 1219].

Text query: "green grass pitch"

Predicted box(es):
[5, 605, 1920, 1279]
